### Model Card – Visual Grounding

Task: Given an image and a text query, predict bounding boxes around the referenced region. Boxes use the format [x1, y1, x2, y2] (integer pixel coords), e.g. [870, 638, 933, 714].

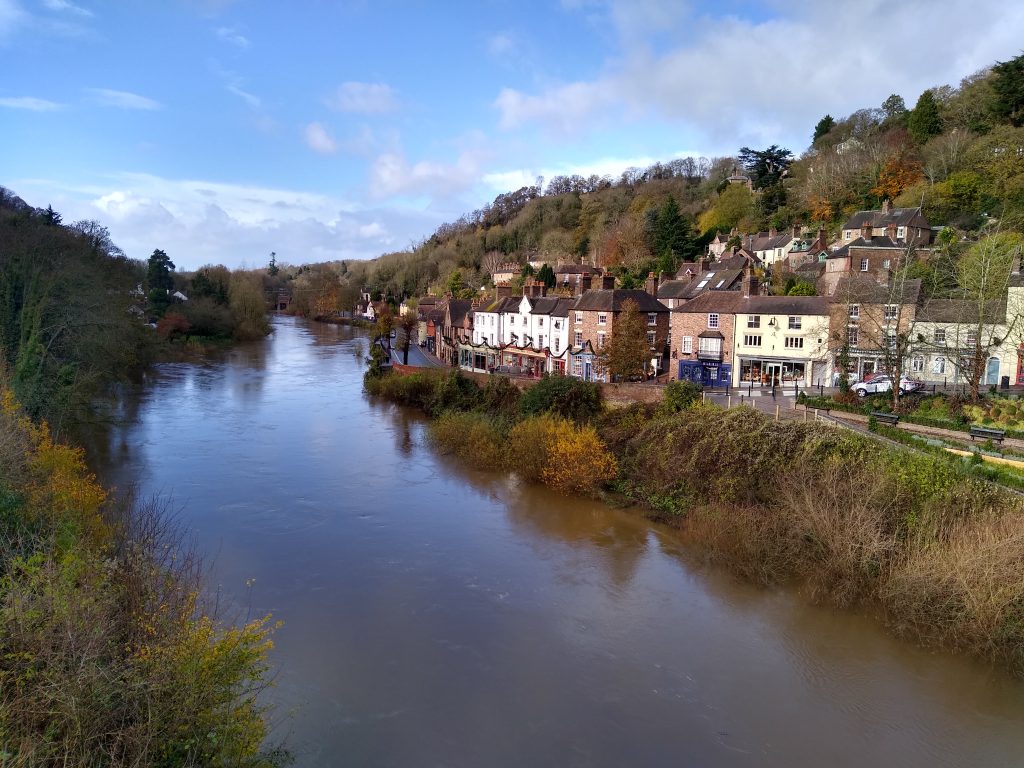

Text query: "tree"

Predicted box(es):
[881, 94, 908, 125]
[871, 155, 924, 200]
[737, 145, 793, 189]
[813, 114, 835, 143]
[146, 249, 175, 293]
[536, 263, 556, 288]
[992, 53, 1024, 127]
[267, 251, 279, 276]
[908, 89, 943, 144]
[596, 299, 650, 381]
[398, 311, 419, 365]
[650, 194, 694, 263]
[41, 204, 62, 226]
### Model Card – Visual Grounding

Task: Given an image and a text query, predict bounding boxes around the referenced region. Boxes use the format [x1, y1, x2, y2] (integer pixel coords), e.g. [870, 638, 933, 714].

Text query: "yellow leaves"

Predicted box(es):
[871, 155, 924, 201]
[541, 422, 618, 494]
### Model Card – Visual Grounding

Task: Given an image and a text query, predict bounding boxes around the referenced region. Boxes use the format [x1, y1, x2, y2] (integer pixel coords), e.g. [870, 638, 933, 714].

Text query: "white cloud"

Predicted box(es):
[500, 0, 1024, 150]
[84, 88, 162, 110]
[325, 82, 398, 114]
[14, 173, 443, 269]
[210, 60, 262, 108]
[368, 149, 486, 200]
[304, 121, 337, 154]
[0, 95, 62, 110]
[215, 25, 249, 48]
[41, 0, 92, 16]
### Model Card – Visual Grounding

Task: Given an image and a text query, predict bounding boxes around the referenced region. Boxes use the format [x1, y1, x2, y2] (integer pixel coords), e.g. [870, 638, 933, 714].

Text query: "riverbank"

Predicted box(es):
[365, 367, 1024, 673]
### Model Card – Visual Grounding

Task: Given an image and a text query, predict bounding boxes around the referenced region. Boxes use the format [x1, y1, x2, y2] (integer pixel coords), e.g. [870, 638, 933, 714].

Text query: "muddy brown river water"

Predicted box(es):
[89, 316, 1024, 767]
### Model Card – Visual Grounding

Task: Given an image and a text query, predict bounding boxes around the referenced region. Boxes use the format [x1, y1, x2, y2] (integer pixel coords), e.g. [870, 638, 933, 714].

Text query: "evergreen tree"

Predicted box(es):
[992, 52, 1024, 126]
[146, 249, 175, 293]
[880, 94, 908, 125]
[536, 263, 556, 288]
[651, 194, 694, 261]
[908, 89, 943, 144]
[812, 114, 835, 143]
[267, 251, 279, 276]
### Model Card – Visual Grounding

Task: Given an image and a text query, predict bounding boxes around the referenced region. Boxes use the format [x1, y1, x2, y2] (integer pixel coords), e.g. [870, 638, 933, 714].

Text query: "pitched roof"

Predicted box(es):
[446, 299, 473, 326]
[554, 263, 602, 275]
[476, 296, 519, 314]
[572, 289, 668, 312]
[674, 291, 828, 316]
[828, 276, 923, 305]
[658, 269, 744, 300]
[750, 232, 796, 252]
[915, 298, 1006, 324]
[842, 206, 927, 231]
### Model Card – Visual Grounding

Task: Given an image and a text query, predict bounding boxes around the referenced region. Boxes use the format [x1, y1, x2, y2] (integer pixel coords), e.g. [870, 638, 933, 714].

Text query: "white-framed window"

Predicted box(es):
[966, 331, 978, 346]
[911, 355, 924, 372]
[860, 258, 869, 271]
[574, 331, 583, 346]
[597, 332, 606, 348]
[934, 328, 946, 344]
[682, 336, 693, 354]
[885, 330, 897, 349]
[647, 331, 656, 346]
[598, 313, 607, 325]
[847, 327, 859, 346]
[490, 334, 495, 345]
[883, 259, 892, 269]
[897, 226, 906, 239]
[849, 304, 860, 319]
[788, 316, 801, 330]
[647, 312, 657, 326]
[884, 304, 898, 321]
[708, 313, 720, 329]
[932, 355, 946, 374]
[538, 334, 545, 348]
[698, 337, 722, 355]
[785, 336, 804, 349]
[844, 230, 852, 240]
[747, 315, 760, 328]
[575, 312, 583, 324]
[744, 334, 762, 347]
[573, 358, 582, 376]
[510, 316, 516, 325]
[538, 317, 544, 327]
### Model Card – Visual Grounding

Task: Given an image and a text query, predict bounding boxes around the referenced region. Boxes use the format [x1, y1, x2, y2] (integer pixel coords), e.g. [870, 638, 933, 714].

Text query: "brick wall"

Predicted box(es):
[670, 311, 735, 380]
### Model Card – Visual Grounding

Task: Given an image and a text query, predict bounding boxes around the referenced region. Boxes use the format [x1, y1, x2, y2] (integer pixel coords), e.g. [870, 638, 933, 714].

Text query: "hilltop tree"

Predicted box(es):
[908, 89, 943, 144]
[881, 94, 908, 126]
[992, 53, 1024, 127]
[650, 194, 695, 263]
[737, 145, 793, 189]
[596, 299, 650, 381]
[267, 251, 279, 276]
[813, 114, 835, 143]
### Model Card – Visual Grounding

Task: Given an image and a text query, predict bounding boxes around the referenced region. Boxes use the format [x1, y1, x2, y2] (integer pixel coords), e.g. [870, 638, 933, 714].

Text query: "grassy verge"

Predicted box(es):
[369, 369, 1024, 672]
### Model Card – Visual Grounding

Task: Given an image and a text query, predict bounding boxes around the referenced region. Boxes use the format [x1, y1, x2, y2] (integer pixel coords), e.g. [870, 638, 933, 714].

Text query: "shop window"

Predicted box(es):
[932, 356, 946, 374]
[911, 355, 924, 372]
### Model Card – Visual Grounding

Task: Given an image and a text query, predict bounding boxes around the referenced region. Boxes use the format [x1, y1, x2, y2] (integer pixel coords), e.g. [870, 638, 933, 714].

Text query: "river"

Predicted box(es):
[90, 316, 1024, 767]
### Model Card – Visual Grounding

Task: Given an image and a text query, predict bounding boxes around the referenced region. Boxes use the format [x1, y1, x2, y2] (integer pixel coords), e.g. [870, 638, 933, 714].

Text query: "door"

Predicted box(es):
[584, 361, 592, 381]
[861, 360, 875, 380]
[765, 363, 783, 387]
[987, 356, 1000, 385]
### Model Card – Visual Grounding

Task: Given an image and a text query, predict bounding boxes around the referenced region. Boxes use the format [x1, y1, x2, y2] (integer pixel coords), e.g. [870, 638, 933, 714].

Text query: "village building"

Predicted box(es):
[839, 201, 932, 246]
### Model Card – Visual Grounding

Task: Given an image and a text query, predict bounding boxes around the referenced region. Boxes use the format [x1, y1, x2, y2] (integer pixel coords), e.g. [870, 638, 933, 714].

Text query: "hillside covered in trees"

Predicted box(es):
[314, 52, 1024, 305]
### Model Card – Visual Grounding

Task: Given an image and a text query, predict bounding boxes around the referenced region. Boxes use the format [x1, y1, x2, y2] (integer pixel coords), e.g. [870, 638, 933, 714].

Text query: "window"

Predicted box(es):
[574, 331, 583, 346]
[538, 334, 545, 348]
[538, 318, 544, 327]
[897, 226, 906, 239]
[747, 315, 761, 329]
[848, 304, 860, 319]
[490, 334, 495, 345]
[708, 313, 720, 329]
[647, 313, 657, 326]
[934, 328, 946, 344]
[844, 230, 852, 240]
[597, 332, 606, 348]
[911, 355, 924, 372]
[883, 259, 891, 269]
[682, 336, 693, 353]
[575, 312, 583, 324]
[788, 316, 801, 330]
[885, 330, 897, 349]
[785, 337, 804, 349]
[966, 331, 978, 346]
[884, 304, 898, 321]
[510, 316, 516, 325]
[598, 313, 607, 325]
[744, 334, 762, 347]
[932, 355, 946, 374]
[647, 331, 656, 346]
[573, 358, 582, 376]
[847, 327, 859, 346]
[860, 258, 869, 271]
[698, 337, 722, 355]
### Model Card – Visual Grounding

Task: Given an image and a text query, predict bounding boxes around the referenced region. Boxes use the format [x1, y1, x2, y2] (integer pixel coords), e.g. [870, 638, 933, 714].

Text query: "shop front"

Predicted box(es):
[501, 347, 547, 377]
[737, 357, 815, 388]
[458, 342, 499, 373]
[678, 360, 731, 387]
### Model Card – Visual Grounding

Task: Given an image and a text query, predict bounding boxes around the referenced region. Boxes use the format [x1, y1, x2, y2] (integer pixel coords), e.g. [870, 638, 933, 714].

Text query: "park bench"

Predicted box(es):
[870, 411, 900, 426]
[969, 425, 1006, 444]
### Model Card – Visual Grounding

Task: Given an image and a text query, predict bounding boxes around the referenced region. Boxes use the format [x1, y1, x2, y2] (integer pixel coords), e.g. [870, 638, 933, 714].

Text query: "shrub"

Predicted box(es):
[429, 411, 504, 469]
[156, 312, 190, 341]
[479, 375, 521, 418]
[182, 296, 236, 338]
[660, 380, 702, 414]
[541, 423, 617, 494]
[508, 415, 562, 482]
[429, 370, 483, 415]
[519, 374, 602, 423]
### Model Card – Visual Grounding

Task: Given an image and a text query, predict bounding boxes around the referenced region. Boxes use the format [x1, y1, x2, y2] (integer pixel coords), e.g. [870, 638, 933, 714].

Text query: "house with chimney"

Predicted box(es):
[749, 226, 802, 266]
[437, 298, 473, 367]
[840, 201, 931, 246]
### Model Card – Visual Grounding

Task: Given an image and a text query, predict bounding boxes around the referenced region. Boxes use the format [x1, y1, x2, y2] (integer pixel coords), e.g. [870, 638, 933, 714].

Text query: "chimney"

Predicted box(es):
[885, 223, 898, 242]
[882, 199, 892, 214]
[817, 227, 827, 250]
[576, 273, 593, 297]
[645, 271, 658, 297]
[769, 227, 777, 239]
[860, 222, 873, 242]
[742, 265, 759, 298]
[700, 258, 711, 274]
[601, 274, 616, 290]
[792, 223, 801, 240]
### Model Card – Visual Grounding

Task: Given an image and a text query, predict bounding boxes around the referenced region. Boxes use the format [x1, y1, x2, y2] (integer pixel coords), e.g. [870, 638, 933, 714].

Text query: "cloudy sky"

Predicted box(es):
[2, 0, 1020, 270]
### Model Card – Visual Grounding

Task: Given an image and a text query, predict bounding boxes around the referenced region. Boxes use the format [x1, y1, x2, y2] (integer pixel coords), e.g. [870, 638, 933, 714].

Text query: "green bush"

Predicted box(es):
[660, 380, 702, 414]
[429, 411, 505, 468]
[519, 374, 602, 423]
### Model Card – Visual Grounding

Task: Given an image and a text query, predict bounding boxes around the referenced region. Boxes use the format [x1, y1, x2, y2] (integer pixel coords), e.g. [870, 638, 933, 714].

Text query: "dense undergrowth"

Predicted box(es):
[0, 387, 285, 766]
[368, 367, 1024, 672]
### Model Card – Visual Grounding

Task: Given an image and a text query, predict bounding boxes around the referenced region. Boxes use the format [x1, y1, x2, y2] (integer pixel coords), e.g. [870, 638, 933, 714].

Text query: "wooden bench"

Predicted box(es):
[969, 425, 1006, 444]
[871, 411, 900, 425]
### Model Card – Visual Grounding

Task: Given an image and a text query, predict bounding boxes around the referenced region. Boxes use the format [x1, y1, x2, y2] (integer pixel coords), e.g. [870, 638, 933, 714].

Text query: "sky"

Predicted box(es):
[2, 0, 1022, 271]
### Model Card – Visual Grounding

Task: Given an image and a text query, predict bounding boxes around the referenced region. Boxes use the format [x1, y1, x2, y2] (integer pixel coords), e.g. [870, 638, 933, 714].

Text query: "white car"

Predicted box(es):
[852, 374, 923, 397]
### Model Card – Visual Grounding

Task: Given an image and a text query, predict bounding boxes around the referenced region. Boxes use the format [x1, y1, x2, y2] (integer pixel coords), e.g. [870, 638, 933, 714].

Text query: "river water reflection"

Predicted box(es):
[92, 316, 1024, 767]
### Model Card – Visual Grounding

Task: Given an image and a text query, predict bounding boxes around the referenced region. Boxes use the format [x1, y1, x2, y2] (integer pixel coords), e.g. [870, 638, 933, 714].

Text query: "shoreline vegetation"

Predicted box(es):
[365, 366, 1024, 674]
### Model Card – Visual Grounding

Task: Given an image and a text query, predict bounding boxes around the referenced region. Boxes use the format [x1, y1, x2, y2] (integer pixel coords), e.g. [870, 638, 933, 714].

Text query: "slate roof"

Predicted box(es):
[916, 298, 1006, 324]
[530, 297, 575, 317]
[657, 269, 744, 300]
[554, 264, 602, 276]
[828, 276, 923, 305]
[572, 289, 668, 312]
[750, 232, 795, 252]
[446, 299, 473, 326]
[673, 290, 828, 316]
[476, 296, 519, 314]
[842, 206, 927, 231]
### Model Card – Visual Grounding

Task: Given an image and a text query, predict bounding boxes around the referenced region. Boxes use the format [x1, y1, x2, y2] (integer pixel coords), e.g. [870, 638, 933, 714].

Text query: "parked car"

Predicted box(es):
[852, 375, 923, 397]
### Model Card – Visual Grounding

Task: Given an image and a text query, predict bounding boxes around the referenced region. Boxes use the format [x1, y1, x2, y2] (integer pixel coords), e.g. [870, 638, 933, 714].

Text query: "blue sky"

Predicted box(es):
[2, 0, 1021, 270]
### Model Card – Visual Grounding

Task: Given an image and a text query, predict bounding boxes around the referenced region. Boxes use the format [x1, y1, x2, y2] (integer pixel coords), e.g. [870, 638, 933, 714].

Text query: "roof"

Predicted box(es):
[476, 296, 519, 314]
[750, 232, 796, 252]
[842, 206, 927, 231]
[828, 276, 923, 305]
[554, 264, 602, 275]
[674, 290, 829, 316]
[658, 269, 744, 300]
[531, 296, 574, 317]
[446, 299, 473, 326]
[916, 298, 1006, 324]
[572, 289, 668, 313]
